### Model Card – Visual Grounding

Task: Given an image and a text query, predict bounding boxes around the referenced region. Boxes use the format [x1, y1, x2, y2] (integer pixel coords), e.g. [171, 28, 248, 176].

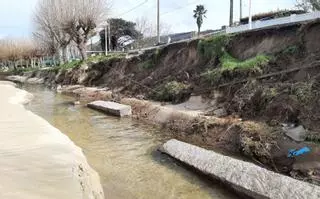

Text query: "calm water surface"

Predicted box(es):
[23, 85, 239, 199]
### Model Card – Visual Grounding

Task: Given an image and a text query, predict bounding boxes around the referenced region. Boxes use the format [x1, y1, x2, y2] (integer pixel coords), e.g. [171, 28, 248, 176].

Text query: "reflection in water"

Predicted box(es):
[23, 85, 238, 199]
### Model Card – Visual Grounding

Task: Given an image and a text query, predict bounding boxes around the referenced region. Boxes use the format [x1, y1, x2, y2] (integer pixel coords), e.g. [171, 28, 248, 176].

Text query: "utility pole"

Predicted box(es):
[105, 24, 108, 56]
[240, 0, 242, 19]
[229, 0, 233, 26]
[108, 23, 111, 52]
[157, 0, 160, 44]
[249, 0, 252, 29]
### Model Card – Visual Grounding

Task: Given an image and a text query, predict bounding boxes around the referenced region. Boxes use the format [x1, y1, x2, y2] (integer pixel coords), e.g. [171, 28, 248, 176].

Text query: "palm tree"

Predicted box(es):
[193, 5, 207, 36]
[230, 0, 234, 26]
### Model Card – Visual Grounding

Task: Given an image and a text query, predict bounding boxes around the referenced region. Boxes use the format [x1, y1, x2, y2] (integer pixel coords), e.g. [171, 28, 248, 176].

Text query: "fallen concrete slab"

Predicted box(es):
[161, 139, 320, 199]
[88, 101, 132, 117]
[6, 75, 44, 84]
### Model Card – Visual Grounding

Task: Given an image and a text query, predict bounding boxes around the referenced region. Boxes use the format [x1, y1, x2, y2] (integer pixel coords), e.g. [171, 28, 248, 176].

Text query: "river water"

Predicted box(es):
[22, 85, 239, 199]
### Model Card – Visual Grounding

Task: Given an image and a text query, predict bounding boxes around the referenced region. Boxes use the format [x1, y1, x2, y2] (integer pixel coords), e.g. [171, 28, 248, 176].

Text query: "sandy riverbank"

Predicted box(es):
[0, 81, 104, 199]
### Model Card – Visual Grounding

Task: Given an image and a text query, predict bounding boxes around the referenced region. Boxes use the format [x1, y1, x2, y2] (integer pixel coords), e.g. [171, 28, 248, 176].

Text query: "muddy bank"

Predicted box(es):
[0, 82, 104, 199]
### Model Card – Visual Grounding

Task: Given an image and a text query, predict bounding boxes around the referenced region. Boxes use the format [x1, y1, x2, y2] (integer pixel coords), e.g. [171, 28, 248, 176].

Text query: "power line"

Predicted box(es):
[115, 0, 149, 17]
[160, 0, 199, 16]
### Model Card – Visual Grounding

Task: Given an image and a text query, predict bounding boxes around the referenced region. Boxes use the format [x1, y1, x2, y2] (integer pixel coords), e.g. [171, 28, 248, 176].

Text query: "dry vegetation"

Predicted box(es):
[0, 0, 110, 72]
[0, 39, 45, 70]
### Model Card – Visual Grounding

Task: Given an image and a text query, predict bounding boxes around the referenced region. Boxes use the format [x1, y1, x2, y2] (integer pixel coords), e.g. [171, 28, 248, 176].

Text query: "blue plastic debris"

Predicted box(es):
[288, 147, 311, 158]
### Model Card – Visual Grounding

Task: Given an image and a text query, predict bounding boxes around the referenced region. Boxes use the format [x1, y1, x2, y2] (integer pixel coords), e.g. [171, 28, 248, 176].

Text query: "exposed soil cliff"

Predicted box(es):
[12, 20, 320, 185]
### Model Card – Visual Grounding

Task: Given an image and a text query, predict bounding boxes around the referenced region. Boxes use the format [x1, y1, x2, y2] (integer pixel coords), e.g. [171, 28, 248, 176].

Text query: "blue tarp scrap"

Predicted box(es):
[288, 147, 311, 158]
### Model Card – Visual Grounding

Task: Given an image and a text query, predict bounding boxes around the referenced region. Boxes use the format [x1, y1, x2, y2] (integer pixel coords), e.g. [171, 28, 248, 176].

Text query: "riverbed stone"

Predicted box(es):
[88, 100, 132, 117]
[161, 139, 320, 199]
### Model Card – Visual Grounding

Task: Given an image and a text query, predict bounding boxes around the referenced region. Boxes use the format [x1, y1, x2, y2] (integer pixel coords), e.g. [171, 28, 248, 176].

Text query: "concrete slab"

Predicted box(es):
[161, 139, 320, 199]
[88, 101, 132, 117]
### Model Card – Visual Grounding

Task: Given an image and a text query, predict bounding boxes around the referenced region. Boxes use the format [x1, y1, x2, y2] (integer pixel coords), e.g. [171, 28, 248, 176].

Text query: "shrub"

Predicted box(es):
[139, 60, 154, 69]
[281, 45, 300, 55]
[197, 34, 231, 59]
[152, 81, 191, 103]
[139, 48, 162, 70]
[201, 69, 222, 85]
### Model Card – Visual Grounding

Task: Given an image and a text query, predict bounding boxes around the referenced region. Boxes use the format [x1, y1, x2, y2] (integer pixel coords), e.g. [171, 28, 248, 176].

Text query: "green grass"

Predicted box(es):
[220, 52, 270, 73]
[85, 53, 126, 63]
[201, 53, 271, 85]
[5, 67, 38, 75]
[197, 34, 231, 59]
[46, 53, 126, 72]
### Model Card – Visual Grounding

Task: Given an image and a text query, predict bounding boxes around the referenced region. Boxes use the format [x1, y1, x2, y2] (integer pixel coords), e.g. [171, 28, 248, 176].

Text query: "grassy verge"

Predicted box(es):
[202, 52, 271, 84]
[47, 53, 126, 72]
[220, 52, 270, 73]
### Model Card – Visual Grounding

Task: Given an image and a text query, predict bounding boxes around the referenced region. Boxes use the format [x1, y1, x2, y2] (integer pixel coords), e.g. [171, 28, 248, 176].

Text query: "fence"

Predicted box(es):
[227, 11, 320, 34]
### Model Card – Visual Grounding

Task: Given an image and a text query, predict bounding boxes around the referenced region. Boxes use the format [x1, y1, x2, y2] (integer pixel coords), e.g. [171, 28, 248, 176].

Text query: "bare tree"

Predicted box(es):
[135, 16, 172, 37]
[134, 17, 172, 48]
[33, 0, 72, 64]
[62, 0, 109, 60]
[0, 38, 46, 70]
[296, 0, 320, 11]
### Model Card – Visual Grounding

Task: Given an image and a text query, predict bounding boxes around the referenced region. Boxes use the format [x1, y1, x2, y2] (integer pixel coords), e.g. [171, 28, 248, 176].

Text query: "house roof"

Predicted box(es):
[240, 10, 306, 23]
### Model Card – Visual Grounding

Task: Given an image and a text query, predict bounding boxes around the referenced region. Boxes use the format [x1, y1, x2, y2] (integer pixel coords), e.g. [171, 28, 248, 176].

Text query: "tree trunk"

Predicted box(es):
[229, 0, 234, 26]
[14, 61, 17, 70]
[78, 43, 87, 60]
[198, 26, 201, 37]
[62, 46, 68, 63]
[58, 50, 63, 65]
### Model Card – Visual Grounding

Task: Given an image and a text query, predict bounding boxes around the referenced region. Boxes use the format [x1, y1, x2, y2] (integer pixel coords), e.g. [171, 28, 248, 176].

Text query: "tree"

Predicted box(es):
[193, 5, 207, 36]
[135, 16, 172, 37]
[296, 0, 320, 11]
[134, 17, 172, 48]
[99, 18, 142, 51]
[33, 0, 72, 64]
[230, 0, 234, 26]
[62, 0, 109, 60]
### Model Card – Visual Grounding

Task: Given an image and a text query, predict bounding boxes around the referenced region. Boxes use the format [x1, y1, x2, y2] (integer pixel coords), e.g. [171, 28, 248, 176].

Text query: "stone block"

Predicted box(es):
[88, 101, 132, 117]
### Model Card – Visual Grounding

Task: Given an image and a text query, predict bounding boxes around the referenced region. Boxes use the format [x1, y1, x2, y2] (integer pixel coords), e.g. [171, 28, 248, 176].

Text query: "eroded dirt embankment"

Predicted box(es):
[10, 20, 320, 185]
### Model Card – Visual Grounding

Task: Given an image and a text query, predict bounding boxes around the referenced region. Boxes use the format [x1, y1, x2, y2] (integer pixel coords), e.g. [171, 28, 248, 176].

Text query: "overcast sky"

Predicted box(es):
[0, 0, 297, 38]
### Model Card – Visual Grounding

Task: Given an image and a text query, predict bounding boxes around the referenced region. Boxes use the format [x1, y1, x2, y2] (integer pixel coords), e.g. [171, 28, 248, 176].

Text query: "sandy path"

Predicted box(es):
[0, 82, 104, 199]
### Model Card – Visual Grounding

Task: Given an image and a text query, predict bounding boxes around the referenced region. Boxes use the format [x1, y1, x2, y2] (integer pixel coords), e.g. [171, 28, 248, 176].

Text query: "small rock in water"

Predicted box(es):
[74, 101, 81, 105]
